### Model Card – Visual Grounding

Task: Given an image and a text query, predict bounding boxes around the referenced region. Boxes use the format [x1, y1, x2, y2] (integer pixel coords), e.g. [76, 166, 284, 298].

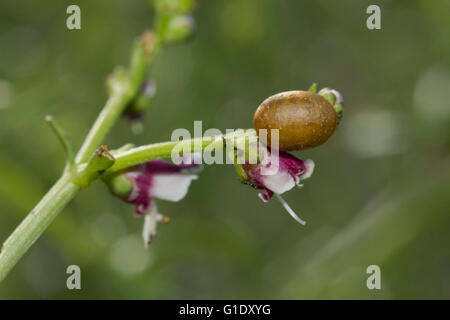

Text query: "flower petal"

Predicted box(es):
[125, 171, 153, 215]
[260, 170, 296, 194]
[241, 147, 315, 202]
[121, 157, 202, 215]
[299, 159, 314, 180]
[142, 203, 168, 246]
[150, 173, 198, 202]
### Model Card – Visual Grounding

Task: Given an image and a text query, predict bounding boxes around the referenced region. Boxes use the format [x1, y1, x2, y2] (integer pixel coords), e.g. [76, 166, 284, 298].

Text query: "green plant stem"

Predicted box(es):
[109, 137, 216, 173]
[0, 173, 79, 282]
[76, 31, 159, 164]
[107, 130, 257, 174]
[75, 92, 132, 164]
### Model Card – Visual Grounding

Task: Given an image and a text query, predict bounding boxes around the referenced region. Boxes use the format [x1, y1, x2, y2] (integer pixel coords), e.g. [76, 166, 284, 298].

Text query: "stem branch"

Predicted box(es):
[0, 174, 79, 282]
[107, 130, 257, 174]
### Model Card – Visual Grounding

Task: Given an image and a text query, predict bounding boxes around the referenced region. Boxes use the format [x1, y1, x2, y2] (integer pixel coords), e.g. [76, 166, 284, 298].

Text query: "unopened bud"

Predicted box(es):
[124, 80, 156, 120]
[163, 14, 195, 44]
[318, 87, 344, 120]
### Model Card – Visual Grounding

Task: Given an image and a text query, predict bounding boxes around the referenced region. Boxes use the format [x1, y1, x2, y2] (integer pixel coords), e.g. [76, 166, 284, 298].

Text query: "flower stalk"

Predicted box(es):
[105, 130, 256, 175]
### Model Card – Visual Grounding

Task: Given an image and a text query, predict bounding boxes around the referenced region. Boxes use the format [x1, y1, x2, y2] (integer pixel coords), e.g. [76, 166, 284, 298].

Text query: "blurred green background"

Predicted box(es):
[0, 0, 449, 299]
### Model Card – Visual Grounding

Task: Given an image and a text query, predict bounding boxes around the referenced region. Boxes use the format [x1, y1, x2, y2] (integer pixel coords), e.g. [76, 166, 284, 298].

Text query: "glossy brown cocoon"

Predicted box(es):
[253, 90, 339, 151]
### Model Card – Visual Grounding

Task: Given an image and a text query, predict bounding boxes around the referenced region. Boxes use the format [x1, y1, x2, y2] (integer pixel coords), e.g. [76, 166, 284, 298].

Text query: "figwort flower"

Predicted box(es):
[108, 153, 201, 245]
[241, 148, 314, 225]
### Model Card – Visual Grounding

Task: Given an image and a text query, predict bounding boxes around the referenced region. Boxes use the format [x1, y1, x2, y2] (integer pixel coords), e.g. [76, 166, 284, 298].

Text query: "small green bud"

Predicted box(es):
[103, 173, 133, 198]
[124, 80, 156, 120]
[129, 31, 155, 90]
[162, 14, 195, 44]
[106, 67, 130, 96]
[318, 87, 344, 120]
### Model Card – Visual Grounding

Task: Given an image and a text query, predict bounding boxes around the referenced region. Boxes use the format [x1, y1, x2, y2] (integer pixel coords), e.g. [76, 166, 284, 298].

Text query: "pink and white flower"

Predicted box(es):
[118, 154, 201, 245]
[242, 148, 314, 225]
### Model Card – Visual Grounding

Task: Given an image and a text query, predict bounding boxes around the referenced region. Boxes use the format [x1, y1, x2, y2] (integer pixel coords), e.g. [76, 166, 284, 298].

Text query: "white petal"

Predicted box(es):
[150, 173, 198, 202]
[299, 159, 315, 180]
[261, 171, 296, 195]
[142, 203, 164, 246]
